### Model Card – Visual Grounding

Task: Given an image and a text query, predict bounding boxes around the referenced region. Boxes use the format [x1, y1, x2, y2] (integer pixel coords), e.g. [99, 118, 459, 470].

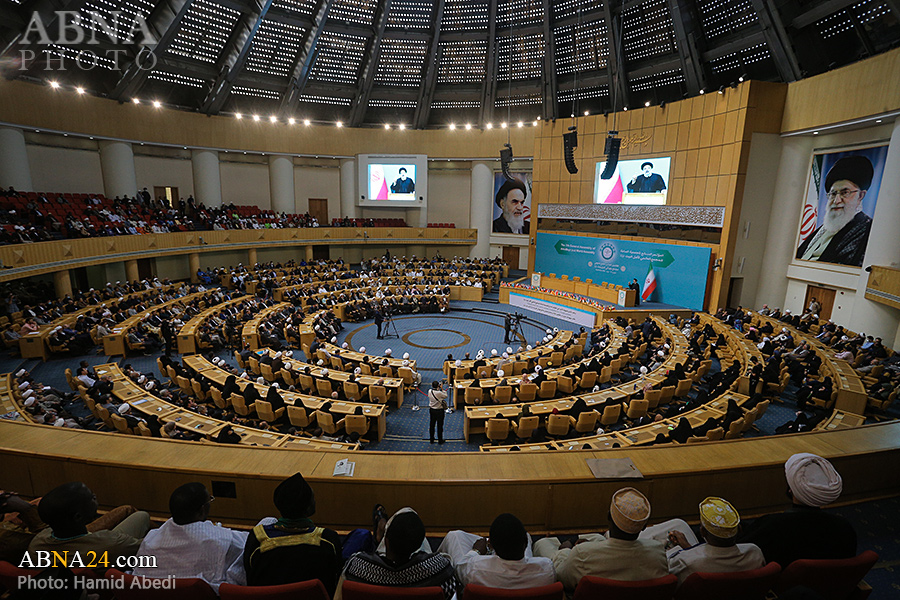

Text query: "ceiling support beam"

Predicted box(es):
[541, 0, 559, 121]
[603, 0, 630, 112]
[412, 0, 444, 130]
[666, 0, 705, 95]
[749, 0, 802, 82]
[479, 0, 499, 126]
[110, 0, 194, 102]
[201, 0, 275, 114]
[278, 0, 333, 115]
[348, 0, 390, 127]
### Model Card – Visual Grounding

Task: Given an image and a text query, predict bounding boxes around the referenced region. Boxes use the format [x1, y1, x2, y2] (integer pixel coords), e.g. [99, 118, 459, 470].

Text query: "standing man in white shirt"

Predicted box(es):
[133, 482, 248, 592]
[438, 513, 555, 589]
[428, 380, 448, 444]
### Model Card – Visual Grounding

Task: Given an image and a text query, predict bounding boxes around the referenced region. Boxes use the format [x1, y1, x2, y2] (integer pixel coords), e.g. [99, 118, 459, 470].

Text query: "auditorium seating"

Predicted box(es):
[572, 575, 677, 600]
[462, 583, 564, 599]
[773, 551, 878, 600]
[673, 562, 781, 600]
[104, 569, 218, 599]
[342, 581, 445, 599]
[219, 580, 331, 600]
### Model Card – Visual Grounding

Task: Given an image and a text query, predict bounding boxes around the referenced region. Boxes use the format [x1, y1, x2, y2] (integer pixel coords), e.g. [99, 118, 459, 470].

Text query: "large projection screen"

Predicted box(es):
[357, 154, 427, 208]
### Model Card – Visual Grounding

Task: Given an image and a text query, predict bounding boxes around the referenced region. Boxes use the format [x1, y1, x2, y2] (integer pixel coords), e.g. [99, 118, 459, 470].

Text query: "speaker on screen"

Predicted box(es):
[600, 134, 621, 180]
[563, 129, 578, 174]
[500, 143, 514, 181]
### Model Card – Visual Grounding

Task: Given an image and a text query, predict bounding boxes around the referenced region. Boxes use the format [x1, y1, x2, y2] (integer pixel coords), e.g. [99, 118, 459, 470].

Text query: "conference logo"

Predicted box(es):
[598, 243, 616, 261]
[9, 11, 159, 72]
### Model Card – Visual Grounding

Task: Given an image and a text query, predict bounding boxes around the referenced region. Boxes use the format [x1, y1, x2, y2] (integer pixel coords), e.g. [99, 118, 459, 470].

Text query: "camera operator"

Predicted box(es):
[428, 380, 449, 444]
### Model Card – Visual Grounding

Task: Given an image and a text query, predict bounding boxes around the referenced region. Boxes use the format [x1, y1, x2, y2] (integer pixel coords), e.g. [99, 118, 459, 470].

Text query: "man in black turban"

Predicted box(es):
[243, 473, 343, 595]
[797, 155, 874, 266]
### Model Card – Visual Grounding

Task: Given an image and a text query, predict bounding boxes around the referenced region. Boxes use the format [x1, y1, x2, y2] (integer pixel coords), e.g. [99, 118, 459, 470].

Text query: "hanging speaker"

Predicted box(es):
[563, 129, 578, 174]
[600, 134, 621, 180]
[500, 143, 514, 181]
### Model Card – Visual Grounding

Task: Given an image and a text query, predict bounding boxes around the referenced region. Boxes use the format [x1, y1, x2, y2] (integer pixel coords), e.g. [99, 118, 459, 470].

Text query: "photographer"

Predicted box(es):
[428, 380, 449, 444]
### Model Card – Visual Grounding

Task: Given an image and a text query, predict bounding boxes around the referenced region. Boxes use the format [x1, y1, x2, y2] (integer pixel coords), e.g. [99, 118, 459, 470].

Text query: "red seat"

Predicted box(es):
[573, 574, 677, 600]
[219, 579, 330, 599]
[463, 582, 564, 599]
[104, 568, 217, 599]
[674, 562, 781, 600]
[342, 580, 445, 599]
[774, 551, 878, 600]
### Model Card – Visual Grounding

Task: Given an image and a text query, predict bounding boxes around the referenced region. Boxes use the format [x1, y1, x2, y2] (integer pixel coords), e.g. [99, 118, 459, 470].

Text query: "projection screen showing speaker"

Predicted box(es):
[595, 156, 672, 205]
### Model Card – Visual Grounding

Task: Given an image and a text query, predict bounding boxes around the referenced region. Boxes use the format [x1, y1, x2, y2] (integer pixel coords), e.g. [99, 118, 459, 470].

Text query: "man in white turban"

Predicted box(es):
[737, 453, 856, 567]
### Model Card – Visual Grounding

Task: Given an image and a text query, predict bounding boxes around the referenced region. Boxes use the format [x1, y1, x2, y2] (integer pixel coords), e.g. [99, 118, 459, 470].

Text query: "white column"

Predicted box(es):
[268, 155, 295, 214]
[191, 149, 222, 208]
[99, 140, 137, 199]
[470, 161, 493, 258]
[756, 136, 815, 306]
[849, 119, 900, 342]
[340, 159, 358, 220]
[0, 127, 33, 192]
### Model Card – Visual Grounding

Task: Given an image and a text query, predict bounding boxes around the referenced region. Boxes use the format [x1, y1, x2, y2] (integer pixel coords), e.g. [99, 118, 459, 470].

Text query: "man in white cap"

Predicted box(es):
[533, 487, 667, 591]
[737, 453, 856, 567]
[667, 497, 764, 586]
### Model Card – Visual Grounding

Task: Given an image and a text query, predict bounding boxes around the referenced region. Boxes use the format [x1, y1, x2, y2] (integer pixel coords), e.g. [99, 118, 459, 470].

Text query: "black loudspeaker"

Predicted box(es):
[600, 135, 621, 179]
[500, 143, 513, 181]
[563, 129, 578, 174]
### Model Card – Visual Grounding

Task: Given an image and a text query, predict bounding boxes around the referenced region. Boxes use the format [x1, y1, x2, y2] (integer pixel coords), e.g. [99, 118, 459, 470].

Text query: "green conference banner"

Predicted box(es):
[535, 233, 711, 310]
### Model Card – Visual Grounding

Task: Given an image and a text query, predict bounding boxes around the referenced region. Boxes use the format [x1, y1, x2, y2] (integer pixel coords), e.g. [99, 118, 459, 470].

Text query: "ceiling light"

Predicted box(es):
[398, 124, 406, 130]
[269, 115, 277, 123]
[645, 101, 651, 107]
[623, 106, 628, 111]
[813, 131, 819, 135]
[235, 113, 243, 119]
[252, 114, 260, 122]
[132, 98, 140, 104]
[517, 121, 523, 128]
[303, 119, 310, 126]
[584, 111, 589, 116]
[449, 123, 456, 130]
[76, 87, 85, 94]
[537, 116, 541, 121]
[486, 123, 493, 129]
[152, 100, 161, 108]
[465, 123, 472, 130]
[288, 118, 296, 125]
[49, 81, 60, 89]
[875, 119, 882, 123]
[532, 121, 538, 126]
[699, 89, 705, 95]
[384, 123, 390, 129]
[336, 121, 343, 128]
[501, 122, 507, 129]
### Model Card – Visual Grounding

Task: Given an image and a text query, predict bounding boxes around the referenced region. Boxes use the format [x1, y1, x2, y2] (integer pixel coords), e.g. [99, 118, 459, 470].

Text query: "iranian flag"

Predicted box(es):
[642, 263, 657, 302]
[595, 164, 624, 204]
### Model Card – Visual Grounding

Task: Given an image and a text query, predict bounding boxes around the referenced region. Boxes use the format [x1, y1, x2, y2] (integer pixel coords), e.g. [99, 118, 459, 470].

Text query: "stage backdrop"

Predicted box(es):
[534, 233, 712, 310]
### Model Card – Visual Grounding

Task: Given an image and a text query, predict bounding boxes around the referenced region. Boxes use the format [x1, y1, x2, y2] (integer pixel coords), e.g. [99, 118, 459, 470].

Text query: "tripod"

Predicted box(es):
[381, 312, 400, 339]
[506, 317, 526, 345]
